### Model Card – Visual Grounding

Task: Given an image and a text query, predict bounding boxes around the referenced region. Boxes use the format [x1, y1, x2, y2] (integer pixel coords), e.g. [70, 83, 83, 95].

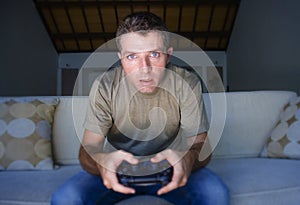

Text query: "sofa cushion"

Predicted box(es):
[0, 165, 82, 205]
[207, 158, 300, 205]
[260, 95, 300, 159]
[0, 98, 58, 170]
[2, 158, 299, 205]
[206, 91, 297, 159]
[52, 97, 88, 165]
[0, 164, 172, 205]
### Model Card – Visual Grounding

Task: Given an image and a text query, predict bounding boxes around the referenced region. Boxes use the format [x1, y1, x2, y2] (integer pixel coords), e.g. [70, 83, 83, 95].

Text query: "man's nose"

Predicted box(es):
[140, 56, 151, 73]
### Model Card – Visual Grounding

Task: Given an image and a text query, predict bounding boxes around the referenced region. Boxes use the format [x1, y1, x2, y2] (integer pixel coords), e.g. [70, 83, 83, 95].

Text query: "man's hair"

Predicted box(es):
[116, 11, 169, 51]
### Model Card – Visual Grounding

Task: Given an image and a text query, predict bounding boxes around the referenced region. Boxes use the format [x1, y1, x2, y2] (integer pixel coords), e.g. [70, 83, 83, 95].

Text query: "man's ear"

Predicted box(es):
[167, 47, 173, 61]
[167, 47, 173, 56]
[117, 52, 122, 60]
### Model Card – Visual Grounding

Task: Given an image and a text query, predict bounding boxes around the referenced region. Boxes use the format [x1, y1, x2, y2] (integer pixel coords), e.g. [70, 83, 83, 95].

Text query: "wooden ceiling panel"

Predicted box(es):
[92, 39, 106, 50]
[117, 6, 132, 22]
[69, 7, 88, 33]
[206, 37, 220, 49]
[34, 0, 240, 52]
[54, 38, 65, 51]
[51, 8, 72, 33]
[85, 7, 102, 33]
[219, 37, 228, 49]
[225, 5, 239, 31]
[180, 6, 195, 32]
[78, 39, 92, 50]
[149, 5, 164, 19]
[165, 5, 180, 32]
[195, 6, 212, 32]
[210, 5, 228, 32]
[41, 8, 58, 34]
[194, 37, 206, 49]
[64, 39, 78, 50]
[132, 5, 148, 13]
[101, 6, 117, 32]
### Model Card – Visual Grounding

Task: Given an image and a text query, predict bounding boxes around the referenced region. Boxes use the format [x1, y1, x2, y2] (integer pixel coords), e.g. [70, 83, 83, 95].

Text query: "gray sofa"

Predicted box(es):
[0, 91, 299, 205]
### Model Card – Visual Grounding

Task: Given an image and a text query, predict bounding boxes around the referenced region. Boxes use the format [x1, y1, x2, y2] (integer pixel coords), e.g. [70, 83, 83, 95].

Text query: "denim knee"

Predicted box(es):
[204, 176, 230, 201]
[51, 184, 84, 205]
[51, 171, 107, 205]
[187, 168, 230, 205]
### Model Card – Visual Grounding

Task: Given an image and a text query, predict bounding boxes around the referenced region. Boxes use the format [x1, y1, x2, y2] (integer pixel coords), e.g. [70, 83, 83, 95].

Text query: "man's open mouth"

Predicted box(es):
[140, 79, 153, 86]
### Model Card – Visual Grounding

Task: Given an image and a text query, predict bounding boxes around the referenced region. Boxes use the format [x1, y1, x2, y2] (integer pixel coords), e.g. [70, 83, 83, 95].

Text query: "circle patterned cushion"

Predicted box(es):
[0, 99, 58, 170]
[261, 96, 300, 159]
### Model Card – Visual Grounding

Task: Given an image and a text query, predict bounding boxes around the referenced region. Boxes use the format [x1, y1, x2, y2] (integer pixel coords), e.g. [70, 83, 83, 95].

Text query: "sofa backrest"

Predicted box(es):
[51, 90, 297, 165]
[1, 91, 296, 165]
[206, 91, 296, 158]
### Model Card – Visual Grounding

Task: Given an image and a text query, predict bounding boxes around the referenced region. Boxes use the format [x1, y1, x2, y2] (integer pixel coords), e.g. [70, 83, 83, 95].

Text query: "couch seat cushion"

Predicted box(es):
[208, 158, 300, 205]
[0, 165, 172, 205]
[0, 165, 82, 205]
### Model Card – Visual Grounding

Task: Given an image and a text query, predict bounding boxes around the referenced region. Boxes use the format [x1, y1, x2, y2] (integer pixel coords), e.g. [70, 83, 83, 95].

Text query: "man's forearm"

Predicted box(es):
[79, 145, 101, 176]
[187, 142, 211, 172]
[184, 133, 212, 172]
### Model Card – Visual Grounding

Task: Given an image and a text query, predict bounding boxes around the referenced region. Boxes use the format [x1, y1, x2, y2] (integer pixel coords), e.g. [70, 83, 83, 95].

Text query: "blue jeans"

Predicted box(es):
[51, 168, 230, 205]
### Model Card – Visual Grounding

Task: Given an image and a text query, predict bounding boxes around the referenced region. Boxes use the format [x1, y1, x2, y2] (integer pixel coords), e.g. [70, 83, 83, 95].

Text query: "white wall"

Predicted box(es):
[227, 0, 300, 94]
[0, 0, 58, 96]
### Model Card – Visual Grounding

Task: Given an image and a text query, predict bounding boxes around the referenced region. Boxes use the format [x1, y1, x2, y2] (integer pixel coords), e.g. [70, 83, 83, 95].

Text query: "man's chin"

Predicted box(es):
[138, 86, 157, 94]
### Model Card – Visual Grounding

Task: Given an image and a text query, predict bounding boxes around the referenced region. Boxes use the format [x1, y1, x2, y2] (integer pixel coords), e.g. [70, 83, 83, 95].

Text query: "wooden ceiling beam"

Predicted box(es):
[36, 0, 240, 8]
[34, 0, 240, 51]
[52, 31, 230, 40]
[63, 0, 80, 50]
[218, 4, 231, 49]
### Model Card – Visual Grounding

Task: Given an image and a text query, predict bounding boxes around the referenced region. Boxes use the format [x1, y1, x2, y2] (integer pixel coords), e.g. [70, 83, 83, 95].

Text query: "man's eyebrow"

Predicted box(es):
[122, 49, 165, 55]
[122, 51, 135, 56]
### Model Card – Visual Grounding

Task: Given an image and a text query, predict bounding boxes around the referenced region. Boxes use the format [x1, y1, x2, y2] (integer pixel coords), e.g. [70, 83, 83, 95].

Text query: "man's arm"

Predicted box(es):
[79, 129, 138, 194]
[79, 129, 104, 176]
[185, 132, 211, 172]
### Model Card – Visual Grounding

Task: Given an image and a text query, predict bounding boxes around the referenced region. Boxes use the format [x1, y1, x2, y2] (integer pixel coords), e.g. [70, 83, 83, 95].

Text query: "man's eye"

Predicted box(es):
[126, 54, 136, 60]
[150, 52, 160, 58]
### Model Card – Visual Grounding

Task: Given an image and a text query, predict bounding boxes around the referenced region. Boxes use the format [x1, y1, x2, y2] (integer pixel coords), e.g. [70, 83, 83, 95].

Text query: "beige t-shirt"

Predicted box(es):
[84, 63, 208, 156]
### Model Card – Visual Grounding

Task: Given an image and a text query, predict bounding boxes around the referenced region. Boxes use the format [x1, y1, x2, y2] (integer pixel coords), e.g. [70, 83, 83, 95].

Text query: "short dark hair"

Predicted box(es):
[116, 12, 169, 51]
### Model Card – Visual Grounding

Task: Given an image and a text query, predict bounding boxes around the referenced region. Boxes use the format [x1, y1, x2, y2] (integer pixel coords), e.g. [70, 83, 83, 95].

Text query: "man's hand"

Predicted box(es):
[151, 148, 192, 195]
[94, 150, 138, 194]
[150, 132, 208, 195]
[80, 130, 140, 194]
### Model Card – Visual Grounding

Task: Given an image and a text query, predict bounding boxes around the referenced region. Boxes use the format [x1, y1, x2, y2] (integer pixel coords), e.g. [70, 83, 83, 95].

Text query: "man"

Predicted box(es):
[52, 12, 229, 205]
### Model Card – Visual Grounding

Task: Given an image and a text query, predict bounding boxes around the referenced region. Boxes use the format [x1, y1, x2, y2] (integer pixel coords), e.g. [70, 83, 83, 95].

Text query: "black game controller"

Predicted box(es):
[117, 159, 173, 187]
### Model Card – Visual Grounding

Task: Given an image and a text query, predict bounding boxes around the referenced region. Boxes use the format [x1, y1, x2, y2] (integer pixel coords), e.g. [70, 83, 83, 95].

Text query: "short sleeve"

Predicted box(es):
[84, 75, 113, 136]
[180, 80, 209, 138]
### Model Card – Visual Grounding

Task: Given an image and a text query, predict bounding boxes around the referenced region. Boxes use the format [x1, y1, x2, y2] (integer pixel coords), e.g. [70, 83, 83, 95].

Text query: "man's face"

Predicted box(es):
[118, 31, 172, 93]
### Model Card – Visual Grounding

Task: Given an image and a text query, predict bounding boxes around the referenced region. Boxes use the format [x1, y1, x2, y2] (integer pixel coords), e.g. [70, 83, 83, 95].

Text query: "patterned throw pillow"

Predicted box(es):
[0, 99, 58, 170]
[261, 95, 300, 159]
